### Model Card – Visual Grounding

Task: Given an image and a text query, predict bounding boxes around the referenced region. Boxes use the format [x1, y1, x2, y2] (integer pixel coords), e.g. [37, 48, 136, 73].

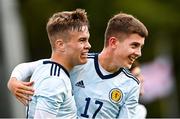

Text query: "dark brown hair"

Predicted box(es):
[104, 12, 148, 46]
[46, 9, 89, 48]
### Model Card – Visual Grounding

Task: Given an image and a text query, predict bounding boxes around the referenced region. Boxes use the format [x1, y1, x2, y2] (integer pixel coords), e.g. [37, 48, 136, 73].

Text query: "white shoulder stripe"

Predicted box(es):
[88, 53, 96, 58]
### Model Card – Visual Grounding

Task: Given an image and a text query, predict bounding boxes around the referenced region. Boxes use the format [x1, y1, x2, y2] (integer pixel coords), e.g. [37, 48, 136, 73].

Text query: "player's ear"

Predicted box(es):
[55, 39, 65, 51]
[108, 37, 118, 49]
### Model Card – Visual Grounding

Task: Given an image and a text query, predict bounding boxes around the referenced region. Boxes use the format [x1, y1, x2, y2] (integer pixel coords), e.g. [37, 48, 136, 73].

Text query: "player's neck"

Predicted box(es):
[51, 52, 73, 72]
[99, 50, 120, 73]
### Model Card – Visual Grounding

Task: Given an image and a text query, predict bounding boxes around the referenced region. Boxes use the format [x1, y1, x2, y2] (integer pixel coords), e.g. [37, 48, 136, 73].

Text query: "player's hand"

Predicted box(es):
[7, 77, 34, 105]
[138, 74, 144, 96]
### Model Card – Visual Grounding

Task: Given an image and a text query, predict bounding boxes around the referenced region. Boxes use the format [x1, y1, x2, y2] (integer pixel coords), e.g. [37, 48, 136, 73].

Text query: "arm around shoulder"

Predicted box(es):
[7, 77, 34, 105]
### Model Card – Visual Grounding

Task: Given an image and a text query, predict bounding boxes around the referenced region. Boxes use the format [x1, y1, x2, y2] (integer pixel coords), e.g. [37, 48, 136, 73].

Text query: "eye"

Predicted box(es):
[79, 37, 89, 43]
[79, 38, 85, 42]
[131, 43, 139, 48]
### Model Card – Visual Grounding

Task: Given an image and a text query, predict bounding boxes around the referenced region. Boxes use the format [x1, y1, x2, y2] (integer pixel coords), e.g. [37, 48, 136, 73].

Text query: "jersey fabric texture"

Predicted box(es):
[70, 54, 140, 119]
[26, 60, 77, 119]
[11, 54, 141, 119]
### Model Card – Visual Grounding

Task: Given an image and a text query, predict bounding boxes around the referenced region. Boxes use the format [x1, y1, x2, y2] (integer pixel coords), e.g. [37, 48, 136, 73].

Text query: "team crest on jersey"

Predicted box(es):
[109, 88, 122, 103]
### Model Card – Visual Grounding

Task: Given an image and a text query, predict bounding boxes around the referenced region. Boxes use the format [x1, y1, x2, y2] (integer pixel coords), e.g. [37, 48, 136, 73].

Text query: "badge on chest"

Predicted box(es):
[109, 88, 123, 103]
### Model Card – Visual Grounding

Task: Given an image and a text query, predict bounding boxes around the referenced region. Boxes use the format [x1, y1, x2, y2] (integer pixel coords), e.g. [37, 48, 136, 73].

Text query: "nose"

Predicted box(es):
[86, 41, 91, 49]
[135, 48, 141, 58]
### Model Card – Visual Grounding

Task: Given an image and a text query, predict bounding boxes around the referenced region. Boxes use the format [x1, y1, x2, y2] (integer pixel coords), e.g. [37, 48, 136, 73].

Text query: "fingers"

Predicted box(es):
[13, 81, 34, 96]
[18, 88, 34, 96]
[16, 96, 28, 106]
[15, 84, 33, 106]
[140, 83, 145, 96]
[21, 81, 35, 92]
[23, 81, 34, 86]
[8, 78, 34, 105]
[16, 91, 32, 101]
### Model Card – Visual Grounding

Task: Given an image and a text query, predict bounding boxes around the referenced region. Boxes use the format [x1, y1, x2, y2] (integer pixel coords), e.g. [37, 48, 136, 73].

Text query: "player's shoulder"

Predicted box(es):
[121, 68, 140, 85]
[88, 53, 99, 59]
[42, 60, 70, 78]
[86, 53, 100, 68]
[87, 53, 99, 64]
[32, 58, 50, 64]
[71, 53, 97, 73]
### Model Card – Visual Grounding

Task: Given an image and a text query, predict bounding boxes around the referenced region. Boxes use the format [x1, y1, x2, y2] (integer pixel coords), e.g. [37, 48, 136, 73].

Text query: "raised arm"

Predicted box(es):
[7, 59, 46, 105]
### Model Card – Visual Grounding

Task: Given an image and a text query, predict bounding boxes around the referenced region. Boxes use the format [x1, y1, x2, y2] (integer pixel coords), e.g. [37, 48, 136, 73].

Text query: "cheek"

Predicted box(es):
[121, 44, 131, 52]
[126, 47, 135, 55]
[119, 47, 131, 56]
[66, 44, 79, 55]
[70, 43, 81, 50]
[74, 44, 83, 52]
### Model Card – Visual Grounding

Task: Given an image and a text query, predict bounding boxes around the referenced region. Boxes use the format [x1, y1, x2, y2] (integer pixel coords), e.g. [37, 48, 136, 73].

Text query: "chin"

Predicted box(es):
[79, 59, 87, 64]
[124, 64, 132, 69]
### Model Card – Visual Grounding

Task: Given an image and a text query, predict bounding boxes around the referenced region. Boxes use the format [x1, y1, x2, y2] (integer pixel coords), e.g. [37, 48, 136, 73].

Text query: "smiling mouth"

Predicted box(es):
[81, 52, 88, 58]
[129, 56, 137, 63]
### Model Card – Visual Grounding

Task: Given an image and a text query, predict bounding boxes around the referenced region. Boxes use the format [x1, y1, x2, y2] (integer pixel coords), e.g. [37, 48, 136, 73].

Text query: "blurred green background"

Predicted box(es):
[1, 0, 180, 118]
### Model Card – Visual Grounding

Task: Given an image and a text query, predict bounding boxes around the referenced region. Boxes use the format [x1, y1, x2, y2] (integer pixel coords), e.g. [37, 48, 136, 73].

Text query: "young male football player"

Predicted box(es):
[8, 9, 91, 118]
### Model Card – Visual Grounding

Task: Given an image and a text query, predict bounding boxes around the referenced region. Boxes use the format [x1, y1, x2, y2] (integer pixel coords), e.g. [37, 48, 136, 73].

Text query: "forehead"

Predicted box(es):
[69, 26, 89, 37]
[124, 34, 145, 44]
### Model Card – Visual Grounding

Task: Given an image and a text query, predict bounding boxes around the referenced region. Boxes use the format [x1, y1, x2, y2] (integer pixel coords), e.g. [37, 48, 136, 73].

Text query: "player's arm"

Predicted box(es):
[8, 77, 34, 105]
[126, 84, 140, 119]
[118, 84, 140, 119]
[7, 59, 45, 105]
